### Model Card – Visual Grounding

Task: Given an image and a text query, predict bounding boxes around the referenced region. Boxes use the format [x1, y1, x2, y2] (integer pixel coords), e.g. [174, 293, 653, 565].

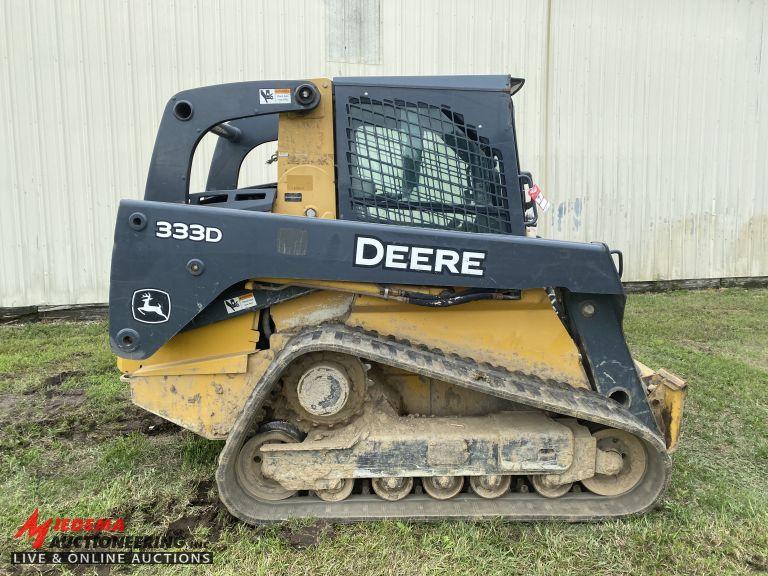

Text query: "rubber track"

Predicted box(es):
[216, 325, 671, 523]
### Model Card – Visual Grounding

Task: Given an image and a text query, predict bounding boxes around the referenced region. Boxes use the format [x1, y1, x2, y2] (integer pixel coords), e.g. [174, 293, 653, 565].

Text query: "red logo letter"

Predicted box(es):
[14, 509, 52, 549]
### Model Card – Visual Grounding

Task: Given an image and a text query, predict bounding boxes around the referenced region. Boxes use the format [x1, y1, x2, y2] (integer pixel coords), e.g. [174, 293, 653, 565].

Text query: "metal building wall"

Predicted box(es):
[0, 0, 765, 307]
[544, 0, 768, 281]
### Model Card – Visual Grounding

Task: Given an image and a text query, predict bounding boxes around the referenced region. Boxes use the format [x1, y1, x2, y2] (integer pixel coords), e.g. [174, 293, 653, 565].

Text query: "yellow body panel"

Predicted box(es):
[117, 312, 259, 373]
[118, 313, 262, 439]
[648, 368, 688, 452]
[132, 354, 248, 377]
[345, 289, 591, 388]
[274, 78, 336, 219]
[377, 366, 522, 417]
[270, 290, 355, 332]
[129, 351, 276, 439]
[120, 289, 591, 437]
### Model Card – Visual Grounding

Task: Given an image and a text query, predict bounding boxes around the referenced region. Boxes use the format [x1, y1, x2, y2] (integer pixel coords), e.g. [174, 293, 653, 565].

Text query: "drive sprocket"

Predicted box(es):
[280, 352, 367, 426]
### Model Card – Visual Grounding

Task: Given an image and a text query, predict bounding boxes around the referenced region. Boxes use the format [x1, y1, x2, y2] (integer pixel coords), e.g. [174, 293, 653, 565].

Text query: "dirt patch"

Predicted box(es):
[45, 391, 88, 416]
[165, 480, 230, 540]
[280, 521, 336, 549]
[98, 404, 182, 438]
[109, 479, 229, 542]
[747, 554, 768, 572]
[168, 507, 216, 535]
[189, 480, 216, 506]
[679, 339, 716, 355]
[49, 404, 182, 442]
[0, 390, 181, 450]
[0, 390, 86, 429]
[167, 504, 235, 542]
[42, 370, 84, 388]
[23, 370, 85, 396]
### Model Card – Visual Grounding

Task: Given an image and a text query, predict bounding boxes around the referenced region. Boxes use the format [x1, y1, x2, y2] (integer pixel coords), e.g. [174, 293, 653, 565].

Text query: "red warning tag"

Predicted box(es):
[528, 184, 550, 213]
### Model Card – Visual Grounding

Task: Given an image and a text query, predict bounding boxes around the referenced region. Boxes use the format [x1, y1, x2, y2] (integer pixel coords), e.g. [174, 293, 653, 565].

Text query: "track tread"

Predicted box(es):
[216, 324, 671, 523]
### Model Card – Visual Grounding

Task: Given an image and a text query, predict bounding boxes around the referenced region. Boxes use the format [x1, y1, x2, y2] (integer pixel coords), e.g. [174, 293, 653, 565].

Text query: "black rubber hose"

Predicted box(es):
[402, 290, 519, 308]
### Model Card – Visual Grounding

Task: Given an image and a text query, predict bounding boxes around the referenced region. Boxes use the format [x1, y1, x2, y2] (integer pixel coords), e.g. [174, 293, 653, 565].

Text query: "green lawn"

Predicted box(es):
[1, 288, 767, 575]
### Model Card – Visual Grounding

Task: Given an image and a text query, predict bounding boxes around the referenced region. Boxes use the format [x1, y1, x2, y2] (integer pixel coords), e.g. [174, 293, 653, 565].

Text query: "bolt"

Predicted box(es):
[481, 475, 501, 489]
[539, 475, 558, 488]
[384, 477, 403, 490]
[305, 207, 317, 218]
[434, 476, 452, 489]
[128, 212, 146, 231]
[116, 328, 139, 352]
[186, 258, 205, 276]
[581, 302, 596, 318]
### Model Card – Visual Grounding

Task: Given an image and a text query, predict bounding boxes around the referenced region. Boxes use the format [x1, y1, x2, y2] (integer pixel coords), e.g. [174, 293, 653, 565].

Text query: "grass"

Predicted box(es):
[1, 288, 767, 575]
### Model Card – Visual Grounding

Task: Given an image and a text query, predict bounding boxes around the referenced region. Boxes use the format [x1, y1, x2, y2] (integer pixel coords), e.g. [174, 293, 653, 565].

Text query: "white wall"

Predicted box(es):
[1, 0, 766, 306]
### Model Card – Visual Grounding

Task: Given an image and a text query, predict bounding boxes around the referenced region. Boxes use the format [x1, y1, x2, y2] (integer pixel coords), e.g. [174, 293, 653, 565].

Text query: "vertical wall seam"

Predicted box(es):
[542, 0, 553, 192]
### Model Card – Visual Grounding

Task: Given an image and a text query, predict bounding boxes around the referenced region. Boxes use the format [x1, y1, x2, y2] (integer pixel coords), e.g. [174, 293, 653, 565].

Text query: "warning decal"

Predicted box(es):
[224, 293, 257, 314]
[259, 88, 292, 105]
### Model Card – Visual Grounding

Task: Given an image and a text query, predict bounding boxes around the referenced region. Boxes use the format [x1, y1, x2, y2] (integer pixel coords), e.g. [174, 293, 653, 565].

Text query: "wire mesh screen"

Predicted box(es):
[345, 97, 512, 234]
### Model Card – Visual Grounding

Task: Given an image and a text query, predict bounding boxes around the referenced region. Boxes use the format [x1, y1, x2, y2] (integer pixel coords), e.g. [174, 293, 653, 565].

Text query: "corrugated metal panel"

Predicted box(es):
[327, 0, 382, 64]
[541, 0, 768, 281]
[0, 0, 765, 306]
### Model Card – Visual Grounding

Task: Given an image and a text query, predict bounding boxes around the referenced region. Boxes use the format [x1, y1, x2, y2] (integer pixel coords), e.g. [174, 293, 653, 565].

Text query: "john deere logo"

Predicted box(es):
[131, 289, 171, 324]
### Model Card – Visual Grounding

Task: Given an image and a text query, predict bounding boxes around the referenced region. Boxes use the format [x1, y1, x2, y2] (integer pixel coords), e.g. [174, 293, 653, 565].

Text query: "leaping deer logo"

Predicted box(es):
[136, 292, 168, 321]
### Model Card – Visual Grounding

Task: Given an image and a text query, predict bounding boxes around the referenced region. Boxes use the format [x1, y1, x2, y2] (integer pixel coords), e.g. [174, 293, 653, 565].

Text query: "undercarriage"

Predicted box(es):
[215, 325, 670, 522]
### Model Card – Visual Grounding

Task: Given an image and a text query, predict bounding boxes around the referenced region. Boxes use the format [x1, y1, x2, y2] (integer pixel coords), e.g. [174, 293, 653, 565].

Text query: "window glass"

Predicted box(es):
[347, 99, 510, 234]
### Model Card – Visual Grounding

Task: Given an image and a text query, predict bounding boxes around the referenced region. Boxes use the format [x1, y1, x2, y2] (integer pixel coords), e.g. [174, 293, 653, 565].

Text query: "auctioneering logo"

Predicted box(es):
[12, 509, 213, 566]
[14, 509, 125, 549]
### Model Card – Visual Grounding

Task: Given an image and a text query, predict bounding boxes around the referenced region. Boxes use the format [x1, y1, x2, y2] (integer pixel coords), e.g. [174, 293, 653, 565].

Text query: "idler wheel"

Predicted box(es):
[235, 422, 303, 502]
[581, 429, 648, 496]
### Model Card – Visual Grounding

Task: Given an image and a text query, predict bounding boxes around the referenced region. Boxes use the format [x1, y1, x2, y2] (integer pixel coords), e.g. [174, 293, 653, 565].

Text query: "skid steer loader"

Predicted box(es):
[109, 76, 687, 522]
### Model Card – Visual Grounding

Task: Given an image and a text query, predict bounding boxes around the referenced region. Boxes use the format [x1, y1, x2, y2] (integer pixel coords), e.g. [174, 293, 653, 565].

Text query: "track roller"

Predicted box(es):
[529, 475, 573, 498]
[371, 477, 413, 501]
[421, 476, 464, 500]
[315, 478, 355, 502]
[469, 475, 512, 499]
